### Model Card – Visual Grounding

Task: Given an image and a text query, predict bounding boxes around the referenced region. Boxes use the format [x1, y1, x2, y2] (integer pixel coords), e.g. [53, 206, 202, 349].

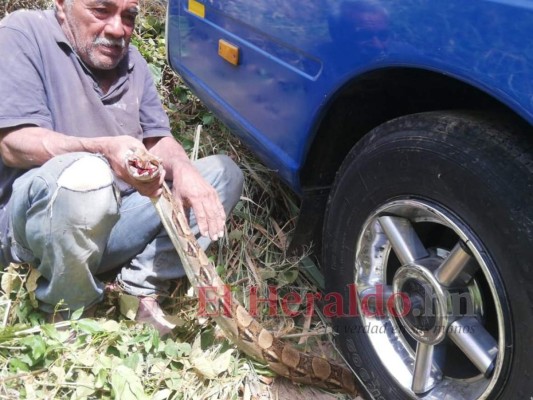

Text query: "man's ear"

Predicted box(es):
[55, 0, 67, 21]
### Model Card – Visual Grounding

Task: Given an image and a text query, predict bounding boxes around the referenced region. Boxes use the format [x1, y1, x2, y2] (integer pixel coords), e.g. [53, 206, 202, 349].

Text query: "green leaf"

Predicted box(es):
[163, 371, 183, 390]
[180, 138, 194, 152]
[19, 353, 35, 367]
[299, 256, 325, 290]
[41, 324, 62, 342]
[259, 268, 277, 281]
[211, 349, 234, 376]
[191, 348, 234, 379]
[119, 294, 139, 320]
[76, 318, 104, 334]
[163, 341, 191, 358]
[25, 268, 41, 308]
[50, 365, 65, 382]
[94, 354, 113, 388]
[101, 319, 120, 332]
[123, 352, 143, 372]
[78, 348, 97, 367]
[215, 264, 225, 276]
[200, 328, 215, 349]
[227, 229, 243, 243]
[95, 367, 108, 389]
[173, 86, 190, 103]
[25, 268, 41, 292]
[148, 63, 163, 85]
[190, 337, 234, 379]
[31, 337, 46, 361]
[21, 335, 46, 364]
[1, 264, 20, 294]
[201, 113, 215, 126]
[74, 370, 96, 398]
[70, 307, 84, 321]
[278, 267, 299, 287]
[9, 358, 30, 372]
[111, 365, 149, 400]
[145, 329, 159, 353]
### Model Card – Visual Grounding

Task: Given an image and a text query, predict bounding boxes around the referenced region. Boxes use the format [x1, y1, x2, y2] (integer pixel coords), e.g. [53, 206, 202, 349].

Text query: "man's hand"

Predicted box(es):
[98, 136, 165, 198]
[172, 161, 226, 241]
[144, 136, 226, 241]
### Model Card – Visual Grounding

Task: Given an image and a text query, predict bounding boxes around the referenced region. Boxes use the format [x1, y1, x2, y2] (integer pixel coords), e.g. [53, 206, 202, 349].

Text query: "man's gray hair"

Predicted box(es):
[54, 0, 74, 14]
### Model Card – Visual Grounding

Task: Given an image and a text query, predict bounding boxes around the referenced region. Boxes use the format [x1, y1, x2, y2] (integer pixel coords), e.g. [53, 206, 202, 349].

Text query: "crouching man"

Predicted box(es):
[0, 0, 243, 335]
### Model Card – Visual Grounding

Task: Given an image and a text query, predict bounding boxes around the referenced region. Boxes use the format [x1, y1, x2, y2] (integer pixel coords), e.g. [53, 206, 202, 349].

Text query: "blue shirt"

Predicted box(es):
[0, 9, 172, 208]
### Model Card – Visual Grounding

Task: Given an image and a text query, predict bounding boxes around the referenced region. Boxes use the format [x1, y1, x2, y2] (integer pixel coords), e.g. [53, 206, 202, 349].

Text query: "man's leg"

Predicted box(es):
[7, 153, 119, 314]
[108, 154, 244, 296]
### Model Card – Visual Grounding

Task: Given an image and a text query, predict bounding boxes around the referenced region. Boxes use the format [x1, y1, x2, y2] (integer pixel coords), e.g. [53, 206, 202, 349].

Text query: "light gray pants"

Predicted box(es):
[4, 152, 243, 313]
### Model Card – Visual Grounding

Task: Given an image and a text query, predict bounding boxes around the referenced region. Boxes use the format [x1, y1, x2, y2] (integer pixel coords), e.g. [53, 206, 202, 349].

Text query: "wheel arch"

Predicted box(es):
[290, 67, 531, 257]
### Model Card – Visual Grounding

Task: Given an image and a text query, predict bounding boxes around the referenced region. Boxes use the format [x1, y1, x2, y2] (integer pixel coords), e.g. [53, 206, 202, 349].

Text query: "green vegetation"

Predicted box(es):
[0, 2, 351, 399]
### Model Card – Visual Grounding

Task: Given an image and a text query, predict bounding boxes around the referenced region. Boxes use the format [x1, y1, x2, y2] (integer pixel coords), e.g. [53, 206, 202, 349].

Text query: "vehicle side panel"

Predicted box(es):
[167, 0, 533, 190]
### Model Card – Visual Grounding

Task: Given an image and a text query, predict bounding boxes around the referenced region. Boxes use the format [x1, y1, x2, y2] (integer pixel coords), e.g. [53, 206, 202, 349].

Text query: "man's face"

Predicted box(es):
[56, 0, 139, 70]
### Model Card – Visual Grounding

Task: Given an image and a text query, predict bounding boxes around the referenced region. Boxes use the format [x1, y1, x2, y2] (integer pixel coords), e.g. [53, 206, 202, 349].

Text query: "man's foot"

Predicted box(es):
[135, 297, 176, 337]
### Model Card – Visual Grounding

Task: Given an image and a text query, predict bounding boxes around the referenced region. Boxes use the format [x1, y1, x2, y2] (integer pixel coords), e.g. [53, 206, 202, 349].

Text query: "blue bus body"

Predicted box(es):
[166, 0, 533, 192]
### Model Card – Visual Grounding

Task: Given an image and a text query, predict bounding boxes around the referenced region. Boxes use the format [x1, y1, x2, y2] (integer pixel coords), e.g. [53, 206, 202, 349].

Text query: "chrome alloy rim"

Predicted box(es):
[354, 199, 506, 399]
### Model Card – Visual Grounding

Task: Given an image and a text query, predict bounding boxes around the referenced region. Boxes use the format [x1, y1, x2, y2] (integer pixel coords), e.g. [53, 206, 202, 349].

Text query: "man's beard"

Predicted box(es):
[88, 37, 127, 70]
[65, 13, 127, 70]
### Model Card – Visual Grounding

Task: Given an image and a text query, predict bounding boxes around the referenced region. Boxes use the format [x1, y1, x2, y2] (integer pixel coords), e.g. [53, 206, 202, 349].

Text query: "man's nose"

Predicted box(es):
[104, 14, 126, 38]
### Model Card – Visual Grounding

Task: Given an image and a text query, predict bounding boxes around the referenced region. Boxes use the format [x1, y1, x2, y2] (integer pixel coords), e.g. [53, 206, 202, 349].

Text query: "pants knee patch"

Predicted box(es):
[57, 156, 113, 191]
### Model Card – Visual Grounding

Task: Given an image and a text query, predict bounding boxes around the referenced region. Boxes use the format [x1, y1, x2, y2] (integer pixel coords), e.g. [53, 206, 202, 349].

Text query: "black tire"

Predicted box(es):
[322, 111, 533, 399]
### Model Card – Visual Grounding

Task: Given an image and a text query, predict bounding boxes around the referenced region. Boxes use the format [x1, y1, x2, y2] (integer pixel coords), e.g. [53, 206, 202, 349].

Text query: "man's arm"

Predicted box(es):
[145, 136, 226, 241]
[0, 126, 163, 197]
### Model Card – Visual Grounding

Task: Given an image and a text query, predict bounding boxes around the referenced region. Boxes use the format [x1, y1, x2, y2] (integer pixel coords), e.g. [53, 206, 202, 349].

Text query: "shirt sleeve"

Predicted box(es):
[136, 50, 172, 139]
[0, 23, 53, 130]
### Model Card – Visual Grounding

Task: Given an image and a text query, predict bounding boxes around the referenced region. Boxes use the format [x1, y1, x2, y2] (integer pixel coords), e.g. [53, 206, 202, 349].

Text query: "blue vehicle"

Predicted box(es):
[166, 1, 533, 398]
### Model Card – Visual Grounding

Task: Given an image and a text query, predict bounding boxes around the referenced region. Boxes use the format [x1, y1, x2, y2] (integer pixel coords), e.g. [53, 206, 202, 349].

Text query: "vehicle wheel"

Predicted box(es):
[322, 111, 533, 399]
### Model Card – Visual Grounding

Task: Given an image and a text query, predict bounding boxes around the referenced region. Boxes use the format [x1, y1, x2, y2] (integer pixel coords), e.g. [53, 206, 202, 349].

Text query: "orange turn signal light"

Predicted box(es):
[218, 39, 240, 66]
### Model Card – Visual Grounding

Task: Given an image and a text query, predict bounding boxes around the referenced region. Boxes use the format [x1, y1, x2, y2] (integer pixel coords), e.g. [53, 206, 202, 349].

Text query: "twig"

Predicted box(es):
[298, 311, 313, 345]
[0, 368, 47, 383]
[14, 321, 71, 336]
[279, 327, 332, 339]
[0, 301, 11, 328]
[191, 124, 203, 161]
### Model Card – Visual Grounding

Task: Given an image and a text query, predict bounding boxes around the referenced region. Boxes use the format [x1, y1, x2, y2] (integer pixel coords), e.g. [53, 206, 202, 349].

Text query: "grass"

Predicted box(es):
[0, 2, 355, 399]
